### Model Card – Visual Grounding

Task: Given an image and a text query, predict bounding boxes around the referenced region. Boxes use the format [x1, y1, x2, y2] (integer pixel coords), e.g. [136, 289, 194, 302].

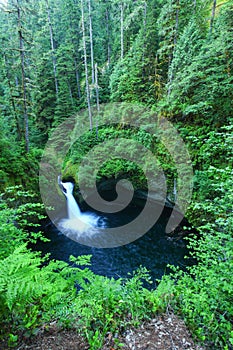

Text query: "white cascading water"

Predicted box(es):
[58, 180, 104, 241]
[61, 182, 82, 219]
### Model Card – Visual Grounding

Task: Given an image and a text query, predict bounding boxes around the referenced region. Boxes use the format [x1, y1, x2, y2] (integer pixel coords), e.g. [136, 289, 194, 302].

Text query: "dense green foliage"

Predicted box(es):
[0, 0, 232, 349]
[62, 125, 177, 192]
[0, 191, 157, 348]
[156, 127, 233, 349]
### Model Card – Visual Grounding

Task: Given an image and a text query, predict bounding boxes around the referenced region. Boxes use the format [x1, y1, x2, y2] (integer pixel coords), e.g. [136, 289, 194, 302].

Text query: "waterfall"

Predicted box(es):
[173, 178, 177, 202]
[60, 181, 82, 219]
[58, 179, 104, 241]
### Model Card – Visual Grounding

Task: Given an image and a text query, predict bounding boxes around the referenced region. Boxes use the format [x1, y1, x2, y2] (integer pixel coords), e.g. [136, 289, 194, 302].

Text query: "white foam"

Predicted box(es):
[58, 181, 106, 240]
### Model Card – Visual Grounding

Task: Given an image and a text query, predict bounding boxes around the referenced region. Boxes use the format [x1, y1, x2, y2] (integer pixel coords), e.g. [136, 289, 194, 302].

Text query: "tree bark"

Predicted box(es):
[105, 5, 111, 66]
[3, 54, 22, 140]
[120, 2, 124, 59]
[174, 1, 179, 46]
[67, 77, 74, 107]
[209, 0, 217, 35]
[142, 1, 147, 77]
[17, 0, 29, 152]
[81, 0, 93, 130]
[168, 0, 179, 97]
[95, 62, 99, 139]
[95, 62, 100, 112]
[88, 0, 95, 85]
[74, 56, 81, 99]
[46, 0, 59, 96]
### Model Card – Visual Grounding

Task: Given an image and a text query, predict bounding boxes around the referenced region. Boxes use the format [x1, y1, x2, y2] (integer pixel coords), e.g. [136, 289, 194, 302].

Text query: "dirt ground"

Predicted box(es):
[1, 313, 205, 350]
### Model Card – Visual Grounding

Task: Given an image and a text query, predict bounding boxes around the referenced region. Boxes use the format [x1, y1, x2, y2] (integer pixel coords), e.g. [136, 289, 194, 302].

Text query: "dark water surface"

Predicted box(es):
[35, 200, 189, 288]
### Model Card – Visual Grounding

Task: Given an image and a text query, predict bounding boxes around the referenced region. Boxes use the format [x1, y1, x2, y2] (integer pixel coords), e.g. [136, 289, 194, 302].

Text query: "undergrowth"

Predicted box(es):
[0, 124, 232, 349]
[0, 188, 157, 349]
[154, 126, 233, 349]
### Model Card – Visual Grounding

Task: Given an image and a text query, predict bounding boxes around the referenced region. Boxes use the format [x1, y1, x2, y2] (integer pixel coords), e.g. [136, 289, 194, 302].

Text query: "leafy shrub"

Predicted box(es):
[153, 126, 233, 349]
[0, 187, 47, 259]
[0, 188, 159, 349]
[0, 246, 93, 342]
[73, 265, 153, 349]
[167, 224, 233, 349]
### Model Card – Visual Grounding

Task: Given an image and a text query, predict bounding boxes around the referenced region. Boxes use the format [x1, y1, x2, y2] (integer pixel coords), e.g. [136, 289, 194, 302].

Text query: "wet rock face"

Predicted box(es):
[73, 177, 198, 245]
[75, 177, 174, 209]
[74, 177, 196, 243]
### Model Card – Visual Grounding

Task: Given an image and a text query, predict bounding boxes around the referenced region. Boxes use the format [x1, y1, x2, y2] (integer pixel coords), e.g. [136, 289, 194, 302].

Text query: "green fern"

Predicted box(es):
[0, 245, 93, 337]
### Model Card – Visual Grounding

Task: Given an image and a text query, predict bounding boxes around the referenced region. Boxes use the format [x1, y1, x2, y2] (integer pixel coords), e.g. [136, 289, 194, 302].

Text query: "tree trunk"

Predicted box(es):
[67, 77, 74, 107]
[120, 2, 124, 59]
[46, 0, 59, 96]
[174, 1, 179, 46]
[3, 54, 22, 140]
[142, 1, 147, 77]
[95, 62, 100, 112]
[17, 0, 29, 152]
[209, 0, 217, 35]
[95, 62, 99, 139]
[74, 56, 81, 99]
[105, 6, 111, 66]
[81, 0, 93, 130]
[168, 0, 179, 97]
[88, 0, 95, 85]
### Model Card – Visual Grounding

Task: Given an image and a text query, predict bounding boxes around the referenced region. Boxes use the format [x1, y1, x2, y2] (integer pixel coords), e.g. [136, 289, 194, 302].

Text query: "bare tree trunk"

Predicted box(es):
[174, 1, 179, 46]
[95, 63, 100, 112]
[209, 0, 217, 35]
[67, 78, 74, 107]
[95, 62, 99, 139]
[74, 56, 81, 99]
[168, 0, 179, 97]
[46, 0, 59, 96]
[142, 1, 147, 77]
[105, 6, 111, 66]
[120, 2, 124, 60]
[88, 0, 95, 85]
[3, 54, 22, 140]
[81, 0, 93, 130]
[17, 0, 29, 152]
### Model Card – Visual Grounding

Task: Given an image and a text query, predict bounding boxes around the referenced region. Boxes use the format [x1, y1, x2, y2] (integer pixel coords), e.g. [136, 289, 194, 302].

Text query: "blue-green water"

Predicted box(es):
[35, 198, 190, 289]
